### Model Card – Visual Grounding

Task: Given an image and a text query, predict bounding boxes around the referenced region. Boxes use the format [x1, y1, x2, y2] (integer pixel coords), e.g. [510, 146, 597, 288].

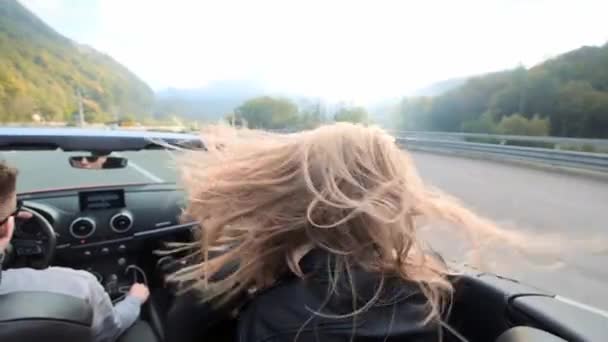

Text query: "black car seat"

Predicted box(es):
[496, 327, 566, 342]
[0, 291, 94, 342]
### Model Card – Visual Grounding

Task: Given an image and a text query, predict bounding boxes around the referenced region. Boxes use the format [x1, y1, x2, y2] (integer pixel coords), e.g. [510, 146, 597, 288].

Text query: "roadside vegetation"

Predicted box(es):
[395, 43, 608, 138]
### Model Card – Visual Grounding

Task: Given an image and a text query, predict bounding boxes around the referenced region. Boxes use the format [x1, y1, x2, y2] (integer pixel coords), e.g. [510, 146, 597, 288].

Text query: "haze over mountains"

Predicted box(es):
[153, 77, 469, 125]
[154, 80, 267, 122]
[411, 77, 469, 97]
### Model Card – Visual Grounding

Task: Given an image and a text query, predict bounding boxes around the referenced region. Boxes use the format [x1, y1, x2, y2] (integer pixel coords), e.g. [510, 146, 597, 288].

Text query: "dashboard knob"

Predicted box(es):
[69, 217, 96, 239]
[105, 274, 118, 294]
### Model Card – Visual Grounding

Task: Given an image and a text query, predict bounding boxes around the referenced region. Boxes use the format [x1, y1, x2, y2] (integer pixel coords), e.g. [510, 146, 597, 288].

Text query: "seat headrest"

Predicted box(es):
[0, 291, 94, 342]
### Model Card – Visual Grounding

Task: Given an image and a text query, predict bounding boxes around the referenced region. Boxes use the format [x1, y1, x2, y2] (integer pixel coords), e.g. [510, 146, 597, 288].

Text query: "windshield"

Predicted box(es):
[7, 150, 178, 193]
[5, 0, 608, 314]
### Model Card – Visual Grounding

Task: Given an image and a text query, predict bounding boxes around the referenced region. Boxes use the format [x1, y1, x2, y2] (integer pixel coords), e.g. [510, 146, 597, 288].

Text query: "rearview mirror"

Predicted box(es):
[69, 156, 128, 169]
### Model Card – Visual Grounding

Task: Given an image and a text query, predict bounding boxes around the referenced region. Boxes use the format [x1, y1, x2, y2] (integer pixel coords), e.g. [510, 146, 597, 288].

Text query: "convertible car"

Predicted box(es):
[0, 127, 606, 342]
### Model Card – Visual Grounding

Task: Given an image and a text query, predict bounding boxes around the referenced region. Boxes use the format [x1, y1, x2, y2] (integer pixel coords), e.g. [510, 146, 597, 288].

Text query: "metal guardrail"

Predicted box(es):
[390, 130, 608, 148]
[397, 137, 608, 173]
[259, 128, 608, 173]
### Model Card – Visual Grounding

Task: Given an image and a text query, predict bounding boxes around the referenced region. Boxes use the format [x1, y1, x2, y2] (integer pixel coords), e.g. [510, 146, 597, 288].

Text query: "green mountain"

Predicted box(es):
[0, 0, 153, 123]
[396, 43, 608, 138]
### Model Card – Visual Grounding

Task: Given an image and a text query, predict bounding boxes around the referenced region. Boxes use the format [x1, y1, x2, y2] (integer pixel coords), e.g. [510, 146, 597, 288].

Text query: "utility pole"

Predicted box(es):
[77, 88, 85, 127]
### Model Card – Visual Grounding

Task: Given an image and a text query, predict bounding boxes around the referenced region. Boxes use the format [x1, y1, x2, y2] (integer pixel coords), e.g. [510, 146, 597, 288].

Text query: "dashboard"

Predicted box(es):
[15, 183, 197, 296]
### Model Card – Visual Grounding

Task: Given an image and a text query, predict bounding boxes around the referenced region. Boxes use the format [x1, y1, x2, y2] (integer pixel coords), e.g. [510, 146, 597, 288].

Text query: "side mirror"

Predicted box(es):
[69, 156, 128, 169]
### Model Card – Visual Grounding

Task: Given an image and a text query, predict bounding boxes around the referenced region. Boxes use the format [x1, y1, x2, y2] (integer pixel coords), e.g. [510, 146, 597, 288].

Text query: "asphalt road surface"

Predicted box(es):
[4, 150, 179, 192]
[3, 149, 608, 310]
[411, 152, 608, 310]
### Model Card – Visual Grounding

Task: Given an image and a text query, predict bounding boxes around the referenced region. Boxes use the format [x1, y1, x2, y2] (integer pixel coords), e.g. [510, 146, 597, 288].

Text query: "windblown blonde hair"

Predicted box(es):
[170, 122, 533, 323]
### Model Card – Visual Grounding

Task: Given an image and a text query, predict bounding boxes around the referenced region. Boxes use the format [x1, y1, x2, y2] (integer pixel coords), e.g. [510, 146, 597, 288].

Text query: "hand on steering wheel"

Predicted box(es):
[0, 211, 33, 253]
[4, 207, 56, 269]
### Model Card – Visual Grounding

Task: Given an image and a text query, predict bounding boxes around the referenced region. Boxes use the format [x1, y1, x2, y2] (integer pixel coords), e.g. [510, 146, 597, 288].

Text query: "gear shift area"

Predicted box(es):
[125, 264, 148, 285]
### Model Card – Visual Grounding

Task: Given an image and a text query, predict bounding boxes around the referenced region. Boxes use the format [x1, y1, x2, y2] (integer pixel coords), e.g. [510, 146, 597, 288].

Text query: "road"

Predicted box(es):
[411, 152, 608, 310]
[4, 150, 179, 192]
[3, 149, 608, 309]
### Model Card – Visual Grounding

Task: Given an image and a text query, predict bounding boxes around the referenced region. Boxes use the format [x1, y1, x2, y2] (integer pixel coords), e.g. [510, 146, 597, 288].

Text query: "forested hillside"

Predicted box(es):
[0, 0, 153, 123]
[397, 43, 608, 138]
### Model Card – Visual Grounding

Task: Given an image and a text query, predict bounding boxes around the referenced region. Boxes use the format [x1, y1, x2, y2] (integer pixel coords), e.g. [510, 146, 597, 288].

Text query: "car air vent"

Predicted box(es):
[110, 212, 133, 233]
[69, 217, 96, 239]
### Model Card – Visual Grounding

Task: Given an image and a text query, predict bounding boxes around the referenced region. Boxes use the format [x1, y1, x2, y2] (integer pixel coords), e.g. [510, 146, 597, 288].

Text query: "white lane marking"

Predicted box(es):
[116, 153, 164, 183]
[128, 159, 164, 183]
[555, 296, 608, 319]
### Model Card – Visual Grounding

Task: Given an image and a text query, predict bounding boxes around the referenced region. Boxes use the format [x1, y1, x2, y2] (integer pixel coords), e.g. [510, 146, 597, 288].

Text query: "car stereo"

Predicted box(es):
[79, 189, 126, 211]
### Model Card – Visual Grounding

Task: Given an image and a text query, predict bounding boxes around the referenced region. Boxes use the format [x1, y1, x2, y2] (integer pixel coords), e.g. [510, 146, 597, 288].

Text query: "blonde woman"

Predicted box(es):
[166, 123, 515, 342]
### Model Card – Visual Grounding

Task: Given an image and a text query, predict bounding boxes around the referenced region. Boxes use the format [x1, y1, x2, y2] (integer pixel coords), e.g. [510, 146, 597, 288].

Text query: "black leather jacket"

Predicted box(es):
[167, 250, 438, 342]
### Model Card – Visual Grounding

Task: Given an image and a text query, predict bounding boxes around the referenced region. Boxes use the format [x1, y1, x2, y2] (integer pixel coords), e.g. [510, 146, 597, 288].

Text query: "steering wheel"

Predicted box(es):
[6, 207, 56, 269]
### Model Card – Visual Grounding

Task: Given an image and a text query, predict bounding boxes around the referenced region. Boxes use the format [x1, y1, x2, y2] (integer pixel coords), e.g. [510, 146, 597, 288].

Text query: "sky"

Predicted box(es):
[20, 0, 608, 103]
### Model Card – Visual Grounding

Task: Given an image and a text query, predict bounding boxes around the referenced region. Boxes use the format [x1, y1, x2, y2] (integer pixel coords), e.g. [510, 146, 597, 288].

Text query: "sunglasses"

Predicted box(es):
[78, 157, 101, 163]
[0, 199, 23, 226]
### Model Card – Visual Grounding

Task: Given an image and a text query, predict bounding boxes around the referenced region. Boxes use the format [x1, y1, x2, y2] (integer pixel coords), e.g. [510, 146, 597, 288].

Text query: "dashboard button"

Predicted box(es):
[117, 244, 127, 253]
[15, 245, 43, 256]
[83, 250, 92, 257]
[100, 247, 110, 255]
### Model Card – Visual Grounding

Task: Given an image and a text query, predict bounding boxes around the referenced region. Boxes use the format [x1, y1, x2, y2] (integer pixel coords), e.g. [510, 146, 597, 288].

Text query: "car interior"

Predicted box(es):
[0, 131, 606, 342]
[4, 185, 607, 342]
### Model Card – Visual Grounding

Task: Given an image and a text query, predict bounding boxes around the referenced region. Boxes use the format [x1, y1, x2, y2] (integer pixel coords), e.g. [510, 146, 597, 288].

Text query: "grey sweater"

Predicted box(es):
[0, 254, 141, 342]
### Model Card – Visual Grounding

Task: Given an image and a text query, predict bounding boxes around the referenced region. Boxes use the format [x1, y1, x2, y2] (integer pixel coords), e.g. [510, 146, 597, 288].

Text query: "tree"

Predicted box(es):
[4, 95, 35, 122]
[298, 110, 321, 129]
[297, 99, 325, 129]
[235, 96, 299, 129]
[334, 106, 368, 123]
[496, 114, 549, 136]
[395, 97, 432, 130]
[487, 67, 528, 118]
[461, 111, 497, 133]
[525, 70, 559, 118]
[554, 81, 608, 138]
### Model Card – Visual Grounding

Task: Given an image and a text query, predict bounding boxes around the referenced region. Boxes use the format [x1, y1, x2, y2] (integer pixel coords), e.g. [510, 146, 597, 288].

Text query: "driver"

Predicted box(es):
[166, 123, 514, 341]
[74, 156, 108, 169]
[0, 161, 149, 342]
